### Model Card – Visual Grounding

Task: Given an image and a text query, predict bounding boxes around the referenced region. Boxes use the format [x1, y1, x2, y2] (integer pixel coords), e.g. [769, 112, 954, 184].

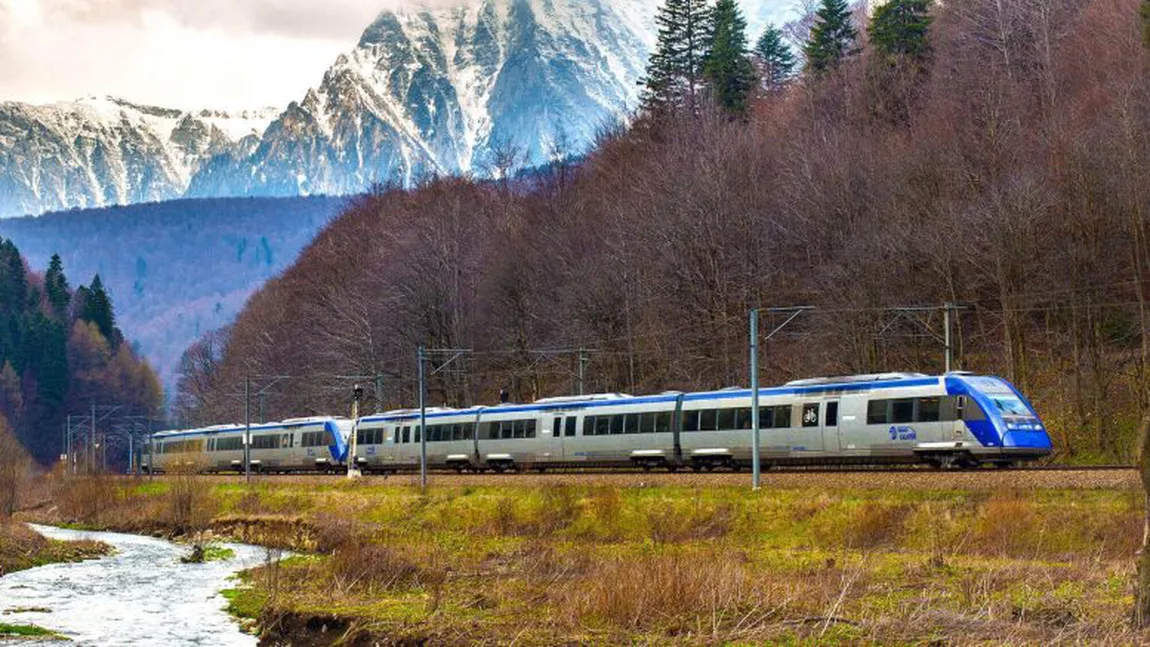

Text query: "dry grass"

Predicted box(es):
[0, 521, 110, 576]
[25, 473, 1150, 644]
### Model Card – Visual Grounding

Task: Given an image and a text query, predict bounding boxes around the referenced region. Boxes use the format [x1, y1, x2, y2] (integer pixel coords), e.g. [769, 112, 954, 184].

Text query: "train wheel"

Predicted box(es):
[667, 464, 678, 473]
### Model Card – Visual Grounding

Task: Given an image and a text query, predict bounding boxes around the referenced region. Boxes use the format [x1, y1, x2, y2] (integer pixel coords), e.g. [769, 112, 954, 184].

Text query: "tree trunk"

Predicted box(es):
[1133, 415, 1150, 629]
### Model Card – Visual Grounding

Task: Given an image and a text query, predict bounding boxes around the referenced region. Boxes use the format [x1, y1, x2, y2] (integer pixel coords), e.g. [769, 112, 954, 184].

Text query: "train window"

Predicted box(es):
[527, 420, 537, 438]
[962, 400, 986, 421]
[553, 419, 562, 436]
[758, 407, 774, 428]
[717, 408, 736, 430]
[583, 416, 596, 436]
[608, 415, 623, 435]
[598, 416, 612, 435]
[917, 397, 941, 422]
[774, 405, 793, 428]
[892, 399, 915, 424]
[867, 401, 889, 425]
[640, 413, 656, 434]
[402, 426, 411, 443]
[734, 408, 751, 429]
[623, 414, 639, 434]
[565, 417, 577, 437]
[655, 412, 673, 433]
[683, 410, 700, 432]
[700, 409, 717, 431]
[826, 402, 839, 427]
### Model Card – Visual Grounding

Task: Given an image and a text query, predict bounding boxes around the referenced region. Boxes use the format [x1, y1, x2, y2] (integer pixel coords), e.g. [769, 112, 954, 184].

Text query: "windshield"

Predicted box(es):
[990, 395, 1032, 417]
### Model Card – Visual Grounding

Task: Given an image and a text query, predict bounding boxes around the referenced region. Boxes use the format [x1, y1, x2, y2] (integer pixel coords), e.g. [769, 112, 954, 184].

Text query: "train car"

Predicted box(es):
[350, 372, 1051, 472]
[142, 417, 353, 474]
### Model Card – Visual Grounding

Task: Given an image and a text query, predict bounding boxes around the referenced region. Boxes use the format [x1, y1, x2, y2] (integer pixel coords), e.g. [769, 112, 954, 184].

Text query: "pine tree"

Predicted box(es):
[755, 24, 797, 91]
[641, 0, 714, 117]
[81, 275, 119, 348]
[868, 0, 932, 62]
[44, 254, 70, 320]
[804, 0, 858, 74]
[705, 0, 756, 113]
[1143, 0, 1149, 48]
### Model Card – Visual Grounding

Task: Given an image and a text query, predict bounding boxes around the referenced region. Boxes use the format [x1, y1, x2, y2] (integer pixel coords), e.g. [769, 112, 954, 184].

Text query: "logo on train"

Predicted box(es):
[889, 426, 917, 441]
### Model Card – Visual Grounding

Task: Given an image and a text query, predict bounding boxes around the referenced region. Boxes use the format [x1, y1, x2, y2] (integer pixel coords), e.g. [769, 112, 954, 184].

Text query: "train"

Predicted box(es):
[141, 372, 1052, 474]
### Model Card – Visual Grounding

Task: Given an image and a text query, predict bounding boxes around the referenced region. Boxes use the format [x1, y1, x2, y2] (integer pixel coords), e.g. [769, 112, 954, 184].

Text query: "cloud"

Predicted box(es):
[33, 0, 469, 40]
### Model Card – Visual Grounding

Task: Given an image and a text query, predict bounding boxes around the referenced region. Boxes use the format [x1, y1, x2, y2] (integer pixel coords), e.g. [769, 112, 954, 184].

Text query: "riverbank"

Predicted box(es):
[0, 525, 266, 645]
[24, 473, 1150, 644]
[0, 521, 110, 577]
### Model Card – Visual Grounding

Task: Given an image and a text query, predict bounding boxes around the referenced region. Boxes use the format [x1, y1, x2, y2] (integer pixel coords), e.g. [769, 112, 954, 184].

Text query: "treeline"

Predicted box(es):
[0, 196, 346, 387]
[0, 239, 161, 463]
[180, 0, 1150, 462]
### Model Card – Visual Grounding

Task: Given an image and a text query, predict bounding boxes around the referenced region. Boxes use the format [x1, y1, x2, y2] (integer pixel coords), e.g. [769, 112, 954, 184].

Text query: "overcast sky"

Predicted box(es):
[0, 0, 393, 110]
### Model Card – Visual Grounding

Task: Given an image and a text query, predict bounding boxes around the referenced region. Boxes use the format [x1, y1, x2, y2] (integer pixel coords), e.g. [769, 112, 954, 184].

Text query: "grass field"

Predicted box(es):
[29, 471, 1150, 644]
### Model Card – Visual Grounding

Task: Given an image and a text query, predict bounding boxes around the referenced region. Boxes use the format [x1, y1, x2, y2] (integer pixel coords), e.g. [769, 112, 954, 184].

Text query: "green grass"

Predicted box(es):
[0, 622, 67, 639]
[34, 474, 1150, 643]
[202, 545, 235, 562]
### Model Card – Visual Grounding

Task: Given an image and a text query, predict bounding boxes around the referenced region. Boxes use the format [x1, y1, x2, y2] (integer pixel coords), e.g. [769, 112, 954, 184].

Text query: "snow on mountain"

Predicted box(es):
[0, 97, 276, 218]
[0, 0, 782, 217]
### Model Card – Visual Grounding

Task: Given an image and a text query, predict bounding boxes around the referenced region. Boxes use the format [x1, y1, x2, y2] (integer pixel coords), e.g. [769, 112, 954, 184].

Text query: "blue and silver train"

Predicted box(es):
[142, 417, 353, 474]
[352, 372, 1051, 472]
[143, 372, 1052, 473]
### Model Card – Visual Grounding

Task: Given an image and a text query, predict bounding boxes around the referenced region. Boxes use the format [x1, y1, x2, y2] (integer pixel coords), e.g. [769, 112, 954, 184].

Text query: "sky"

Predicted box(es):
[0, 0, 394, 110]
[0, 0, 796, 112]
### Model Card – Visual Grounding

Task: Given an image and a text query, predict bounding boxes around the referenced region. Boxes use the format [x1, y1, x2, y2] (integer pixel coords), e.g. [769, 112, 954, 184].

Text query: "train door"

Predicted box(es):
[545, 413, 563, 464]
[797, 401, 828, 452]
[551, 413, 578, 463]
[822, 400, 841, 452]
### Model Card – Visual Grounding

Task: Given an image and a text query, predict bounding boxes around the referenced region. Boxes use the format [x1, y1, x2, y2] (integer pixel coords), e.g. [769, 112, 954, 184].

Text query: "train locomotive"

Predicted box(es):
[143, 372, 1052, 474]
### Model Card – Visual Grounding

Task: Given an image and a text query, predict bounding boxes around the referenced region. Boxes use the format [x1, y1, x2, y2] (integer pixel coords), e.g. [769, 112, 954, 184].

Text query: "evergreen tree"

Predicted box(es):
[1143, 0, 1149, 48]
[868, 0, 932, 62]
[44, 254, 70, 319]
[705, 0, 756, 113]
[81, 275, 119, 348]
[755, 24, 797, 91]
[804, 0, 858, 74]
[641, 0, 714, 117]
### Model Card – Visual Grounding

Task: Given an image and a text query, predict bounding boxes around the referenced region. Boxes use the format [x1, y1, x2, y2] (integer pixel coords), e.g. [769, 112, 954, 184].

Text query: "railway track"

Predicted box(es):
[128, 463, 1140, 491]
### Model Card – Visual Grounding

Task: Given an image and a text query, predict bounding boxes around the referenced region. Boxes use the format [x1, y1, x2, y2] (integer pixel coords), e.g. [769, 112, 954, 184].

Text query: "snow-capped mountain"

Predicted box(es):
[0, 0, 780, 217]
[0, 97, 276, 218]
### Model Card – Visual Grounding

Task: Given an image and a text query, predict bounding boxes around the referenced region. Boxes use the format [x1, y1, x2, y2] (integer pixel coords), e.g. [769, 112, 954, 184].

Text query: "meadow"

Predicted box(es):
[27, 471, 1148, 644]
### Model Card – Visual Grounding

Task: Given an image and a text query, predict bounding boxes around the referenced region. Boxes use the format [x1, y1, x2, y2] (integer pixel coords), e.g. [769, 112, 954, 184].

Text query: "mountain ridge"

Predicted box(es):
[0, 0, 779, 218]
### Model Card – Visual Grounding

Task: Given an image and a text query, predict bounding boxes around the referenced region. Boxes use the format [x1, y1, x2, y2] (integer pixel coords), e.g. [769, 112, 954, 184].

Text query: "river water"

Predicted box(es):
[0, 525, 271, 645]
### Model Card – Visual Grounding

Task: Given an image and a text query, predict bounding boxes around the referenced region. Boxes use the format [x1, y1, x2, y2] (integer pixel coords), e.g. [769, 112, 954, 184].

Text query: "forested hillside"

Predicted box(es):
[0, 197, 346, 387]
[181, 0, 1149, 462]
[0, 239, 161, 463]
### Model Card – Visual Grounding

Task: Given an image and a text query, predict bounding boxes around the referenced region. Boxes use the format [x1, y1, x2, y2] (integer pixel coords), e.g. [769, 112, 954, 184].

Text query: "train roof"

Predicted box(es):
[151, 415, 345, 439]
[161, 373, 998, 433]
[359, 374, 950, 423]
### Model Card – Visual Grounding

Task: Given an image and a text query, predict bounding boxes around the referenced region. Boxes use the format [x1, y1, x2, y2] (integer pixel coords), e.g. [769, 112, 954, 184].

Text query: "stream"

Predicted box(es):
[0, 525, 271, 645]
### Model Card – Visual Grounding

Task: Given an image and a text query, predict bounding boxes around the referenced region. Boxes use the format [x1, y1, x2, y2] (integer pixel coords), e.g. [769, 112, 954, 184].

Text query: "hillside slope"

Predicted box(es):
[0, 197, 346, 387]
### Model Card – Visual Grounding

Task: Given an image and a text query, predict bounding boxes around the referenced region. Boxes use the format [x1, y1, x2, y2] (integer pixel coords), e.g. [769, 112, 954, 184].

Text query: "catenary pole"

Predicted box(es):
[750, 309, 761, 490]
[418, 345, 428, 491]
[244, 376, 251, 483]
